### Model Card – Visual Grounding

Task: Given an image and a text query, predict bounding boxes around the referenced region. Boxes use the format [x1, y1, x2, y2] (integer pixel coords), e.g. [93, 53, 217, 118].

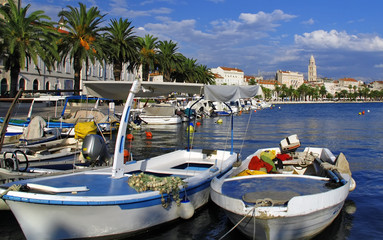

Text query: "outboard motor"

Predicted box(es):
[279, 134, 301, 154]
[82, 134, 112, 166]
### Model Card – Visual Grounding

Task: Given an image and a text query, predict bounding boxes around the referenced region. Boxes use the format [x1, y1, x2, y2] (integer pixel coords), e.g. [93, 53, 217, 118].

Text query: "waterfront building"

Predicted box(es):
[0, 55, 140, 97]
[368, 81, 383, 90]
[257, 79, 279, 100]
[308, 55, 317, 82]
[210, 67, 246, 85]
[276, 70, 304, 88]
[148, 72, 164, 82]
[338, 78, 360, 89]
[245, 75, 262, 85]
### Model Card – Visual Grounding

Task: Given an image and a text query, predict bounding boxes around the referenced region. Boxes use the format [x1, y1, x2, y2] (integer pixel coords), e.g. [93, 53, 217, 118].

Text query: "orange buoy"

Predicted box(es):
[254, 110, 257, 113]
[196, 122, 201, 126]
[145, 131, 153, 139]
[124, 149, 130, 163]
[127, 133, 134, 140]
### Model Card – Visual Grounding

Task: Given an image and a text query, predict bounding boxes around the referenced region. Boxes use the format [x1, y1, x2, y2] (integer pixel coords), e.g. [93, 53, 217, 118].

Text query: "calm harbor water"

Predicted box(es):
[1, 102, 383, 239]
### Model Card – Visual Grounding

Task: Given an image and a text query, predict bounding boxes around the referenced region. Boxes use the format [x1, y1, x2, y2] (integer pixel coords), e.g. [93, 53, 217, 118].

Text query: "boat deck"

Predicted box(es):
[1, 161, 214, 197]
[221, 175, 334, 205]
[2, 172, 136, 197]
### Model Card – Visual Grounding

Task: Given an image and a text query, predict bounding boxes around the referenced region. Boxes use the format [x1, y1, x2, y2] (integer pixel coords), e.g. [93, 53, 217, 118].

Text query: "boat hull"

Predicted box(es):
[210, 147, 352, 240]
[140, 115, 181, 124]
[223, 201, 344, 240]
[6, 187, 210, 239]
[2, 149, 237, 239]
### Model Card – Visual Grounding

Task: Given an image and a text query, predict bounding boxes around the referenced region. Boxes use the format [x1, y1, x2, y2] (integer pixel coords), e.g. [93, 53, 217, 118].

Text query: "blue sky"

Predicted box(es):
[24, 0, 383, 82]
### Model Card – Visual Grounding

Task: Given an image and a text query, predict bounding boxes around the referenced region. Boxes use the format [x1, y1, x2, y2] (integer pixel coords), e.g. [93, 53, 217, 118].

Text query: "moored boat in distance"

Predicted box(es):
[139, 103, 182, 125]
[210, 134, 356, 240]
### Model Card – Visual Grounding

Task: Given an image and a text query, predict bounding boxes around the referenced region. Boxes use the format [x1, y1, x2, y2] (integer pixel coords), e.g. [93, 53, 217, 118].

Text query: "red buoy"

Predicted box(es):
[145, 131, 153, 139]
[124, 149, 130, 163]
[127, 134, 134, 140]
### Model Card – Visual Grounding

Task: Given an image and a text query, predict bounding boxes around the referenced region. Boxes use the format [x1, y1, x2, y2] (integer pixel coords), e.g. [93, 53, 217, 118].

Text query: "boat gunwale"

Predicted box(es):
[1, 154, 235, 206]
[211, 172, 351, 217]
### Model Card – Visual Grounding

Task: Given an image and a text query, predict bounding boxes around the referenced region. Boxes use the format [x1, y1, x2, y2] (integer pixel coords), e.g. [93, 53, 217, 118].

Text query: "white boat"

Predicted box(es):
[257, 100, 272, 109]
[139, 103, 182, 125]
[57, 96, 120, 135]
[0, 81, 263, 239]
[1, 137, 83, 172]
[185, 99, 215, 118]
[1, 116, 62, 147]
[210, 135, 356, 240]
[212, 102, 231, 116]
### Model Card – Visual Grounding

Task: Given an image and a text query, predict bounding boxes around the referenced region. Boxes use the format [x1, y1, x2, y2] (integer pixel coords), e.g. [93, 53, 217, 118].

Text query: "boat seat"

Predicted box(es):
[145, 168, 198, 177]
[242, 190, 301, 205]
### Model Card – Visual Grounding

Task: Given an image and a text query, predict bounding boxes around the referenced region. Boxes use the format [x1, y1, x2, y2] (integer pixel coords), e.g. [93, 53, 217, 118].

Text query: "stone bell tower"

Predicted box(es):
[308, 55, 317, 82]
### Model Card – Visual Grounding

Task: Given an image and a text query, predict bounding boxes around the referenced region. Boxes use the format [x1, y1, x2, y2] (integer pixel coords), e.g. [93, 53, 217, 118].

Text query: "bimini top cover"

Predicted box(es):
[203, 85, 263, 102]
[84, 81, 263, 101]
[84, 81, 204, 100]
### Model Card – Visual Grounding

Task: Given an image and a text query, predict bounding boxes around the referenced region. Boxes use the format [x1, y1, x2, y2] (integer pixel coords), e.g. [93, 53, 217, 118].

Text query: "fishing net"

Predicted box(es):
[128, 172, 187, 208]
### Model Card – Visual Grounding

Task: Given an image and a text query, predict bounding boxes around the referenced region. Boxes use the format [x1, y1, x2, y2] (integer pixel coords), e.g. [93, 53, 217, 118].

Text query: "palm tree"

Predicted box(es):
[137, 35, 158, 81]
[195, 64, 215, 84]
[274, 82, 281, 101]
[172, 57, 215, 84]
[361, 86, 370, 100]
[261, 86, 272, 100]
[104, 18, 139, 81]
[0, 0, 59, 97]
[57, 3, 106, 95]
[280, 84, 288, 101]
[157, 40, 183, 82]
[297, 84, 308, 101]
[287, 86, 294, 101]
[173, 56, 196, 83]
[319, 85, 327, 100]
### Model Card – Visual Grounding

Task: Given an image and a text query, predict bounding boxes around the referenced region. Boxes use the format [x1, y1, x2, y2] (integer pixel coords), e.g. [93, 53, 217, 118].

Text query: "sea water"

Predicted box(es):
[1, 102, 382, 239]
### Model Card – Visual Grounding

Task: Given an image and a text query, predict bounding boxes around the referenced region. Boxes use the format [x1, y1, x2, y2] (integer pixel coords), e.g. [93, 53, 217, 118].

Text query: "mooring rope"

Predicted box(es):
[218, 197, 274, 240]
[219, 206, 256, 240]
[239, 108, 253, 157]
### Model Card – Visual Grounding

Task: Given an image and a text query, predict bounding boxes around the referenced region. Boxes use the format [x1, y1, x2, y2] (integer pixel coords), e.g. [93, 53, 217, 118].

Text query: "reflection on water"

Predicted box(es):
[313, 200, 356, 240]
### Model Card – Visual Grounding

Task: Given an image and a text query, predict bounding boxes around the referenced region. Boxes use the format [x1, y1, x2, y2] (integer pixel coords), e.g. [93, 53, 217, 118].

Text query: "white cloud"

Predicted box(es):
[107, 0, 172, 18]
[142, 9, 296, 51]
[295, 30, 383, 52]
[239, 10, 296, 25]
[142, 19, 214, 46]
[302, 18, 314, 25]
[374, 64, 383, 68]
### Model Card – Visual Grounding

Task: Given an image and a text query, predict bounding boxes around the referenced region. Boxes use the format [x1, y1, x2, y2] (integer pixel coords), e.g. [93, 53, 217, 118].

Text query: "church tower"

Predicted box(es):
[308, 55, 317, 82]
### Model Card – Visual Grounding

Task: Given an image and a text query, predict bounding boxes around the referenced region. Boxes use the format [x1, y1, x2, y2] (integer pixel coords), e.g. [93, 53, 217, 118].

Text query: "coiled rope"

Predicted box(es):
[0, 184, 21, 198]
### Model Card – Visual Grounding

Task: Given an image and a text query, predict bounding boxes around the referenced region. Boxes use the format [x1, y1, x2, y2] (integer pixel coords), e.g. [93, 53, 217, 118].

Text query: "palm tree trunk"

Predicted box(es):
[74, 57, 82, 95]
[10, 65, 20, 98]
[113, 61, 122, 81]
[163, 72, 171, 82]
[142, 64, 149, 81]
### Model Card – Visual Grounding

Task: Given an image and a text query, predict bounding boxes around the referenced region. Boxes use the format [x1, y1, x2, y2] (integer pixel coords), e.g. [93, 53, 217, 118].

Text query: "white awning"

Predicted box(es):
[203, 85, 263, 102]
[84, 81, 204, 100]
[84, 81, 263, 101]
